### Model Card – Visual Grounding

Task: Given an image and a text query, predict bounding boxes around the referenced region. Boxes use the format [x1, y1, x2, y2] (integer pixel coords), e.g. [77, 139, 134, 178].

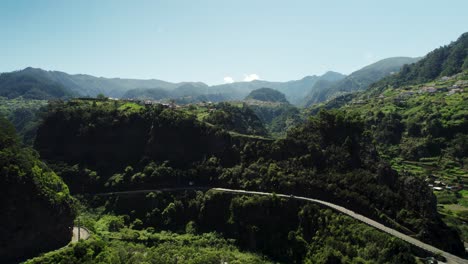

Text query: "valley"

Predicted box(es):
[0, 9, 467, 263]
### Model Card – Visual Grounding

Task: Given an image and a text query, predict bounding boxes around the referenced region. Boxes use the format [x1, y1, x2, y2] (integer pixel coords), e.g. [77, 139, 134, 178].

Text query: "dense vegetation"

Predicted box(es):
[356, 74, 467, 231]
[245, 88, 289, 103]
[5, 31, 468, 264]
[370, 33, 468, 93]
[0, 117, 76, 263]
[34, 100, 238, 184]
[247, 103, 303, 137]
[203, 102, 268, 136]
[26, 230, 271, 264]
[0, 70, 73, 99]
[122, 87, 169, 100]
[306, 34, 468, 251]
[303, 57, 420, 106]
[0, 97, 48, 145]
[26, 191, 421, 263]
[32, 99, 464, 259]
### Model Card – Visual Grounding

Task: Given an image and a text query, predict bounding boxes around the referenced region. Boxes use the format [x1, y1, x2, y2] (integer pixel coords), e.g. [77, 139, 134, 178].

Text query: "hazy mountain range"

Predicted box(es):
[302, 57, 421, 106]
[0, 57, 420, 106]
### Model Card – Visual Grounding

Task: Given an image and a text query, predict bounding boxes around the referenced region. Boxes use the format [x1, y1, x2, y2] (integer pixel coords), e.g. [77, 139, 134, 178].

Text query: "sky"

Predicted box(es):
[0, 0, 467, 85]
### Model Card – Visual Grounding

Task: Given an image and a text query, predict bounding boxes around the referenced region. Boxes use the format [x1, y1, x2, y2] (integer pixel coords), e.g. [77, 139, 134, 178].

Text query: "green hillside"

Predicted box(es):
[30, 99, 464, 260]
[313, 70, 468, 241]
[122, 87, 169, 100]
[0, 97, 48, 145]
[0, 117, 76, 263]
[245, 87, 289, 103]
[0, 69, 74, 99]
[306, 32, 468, 245]
[303, 57, 420, 106]
[202, 102, 268, 136]
[369, 32, 468, 94]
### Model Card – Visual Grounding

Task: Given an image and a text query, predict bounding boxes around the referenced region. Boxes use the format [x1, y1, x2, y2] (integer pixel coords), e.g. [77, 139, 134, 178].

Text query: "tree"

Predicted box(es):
[97, 93, 107, 100]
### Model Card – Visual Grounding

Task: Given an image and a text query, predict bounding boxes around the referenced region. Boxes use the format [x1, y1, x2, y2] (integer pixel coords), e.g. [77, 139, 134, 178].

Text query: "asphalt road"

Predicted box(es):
[71, 226, 90, 243]
[94, 187, 468, 264]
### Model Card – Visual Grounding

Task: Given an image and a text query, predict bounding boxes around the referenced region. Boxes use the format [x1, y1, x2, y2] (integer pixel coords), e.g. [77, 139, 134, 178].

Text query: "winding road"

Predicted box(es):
[95, 187, 468, 264]
[71, 226, 90, 242]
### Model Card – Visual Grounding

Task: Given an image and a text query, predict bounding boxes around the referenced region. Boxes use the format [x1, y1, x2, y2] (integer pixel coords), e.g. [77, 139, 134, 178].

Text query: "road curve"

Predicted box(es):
[212, 188, 467, 264]
[71, 226, 90, 242]
[93, 187, 468, 263]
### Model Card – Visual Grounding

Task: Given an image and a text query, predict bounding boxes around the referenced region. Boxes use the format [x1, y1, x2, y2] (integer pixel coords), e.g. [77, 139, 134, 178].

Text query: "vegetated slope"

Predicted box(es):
[203, 102, 269, 136]
[123, 83, 214, 102]
[30, 191, 423, 264]
[311, 32, 468, 113]
[121, 87, 169, 100]
[274, 71, 346, 104]
[0, 67, 210, 99]
[245, 88, 289, 103]
[321, 33, 468, 169]
[309, 49, 468, 243]
[244, 102, 303, 137]
[173, 93, 228, 104]
[25, 67, 180, 97]
[0, 117, 76, 263]
[26, 231, 273, 264]
[368, 32, 468, 94]
[0, 97, 48, 145]
[321, 72, 468, 188]
[34, 99, 239, 192]
[0, 69, 74, 99]
[33, 100, 464, 256]
[334, 73, 468, 182]
[303, 57, 420, 106]
[3, 67, 344, 105]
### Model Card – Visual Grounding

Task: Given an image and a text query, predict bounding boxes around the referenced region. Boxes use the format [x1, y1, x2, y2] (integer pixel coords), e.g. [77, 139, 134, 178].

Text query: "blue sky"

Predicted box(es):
[0, 0, 467, 85]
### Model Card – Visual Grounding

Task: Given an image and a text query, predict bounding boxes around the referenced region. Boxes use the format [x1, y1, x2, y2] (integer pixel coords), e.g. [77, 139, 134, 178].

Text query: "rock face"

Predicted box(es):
[0, 117, 76, 263]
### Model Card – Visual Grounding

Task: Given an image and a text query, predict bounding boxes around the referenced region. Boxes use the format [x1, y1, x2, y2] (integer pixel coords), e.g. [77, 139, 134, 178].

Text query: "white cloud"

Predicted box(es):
[243, 73, 260, 82]
[223, 76, 234, 83]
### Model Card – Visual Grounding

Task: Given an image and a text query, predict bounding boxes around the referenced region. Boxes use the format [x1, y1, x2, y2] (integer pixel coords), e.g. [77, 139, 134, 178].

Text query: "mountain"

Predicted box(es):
[0, 67, 347, 105]
[26, 67, 182, 97]
[209, 80, 284, 101]
[308, 32, 468, 248]
[276, 71, 346, 104]
[245, 88, 289, 103]
[210, 71, 346, 105]
[2, 67, 339, 104]
[123, 83, 212, 101]
[303, 57, 421, 107]
[0, 69, 74, 99]
[122, 87, 169, 100]
[170, 83, 210, 98]
[0, 67, 208, 99]
[368, 32, 468, 94]
[0, 56, 423, 106]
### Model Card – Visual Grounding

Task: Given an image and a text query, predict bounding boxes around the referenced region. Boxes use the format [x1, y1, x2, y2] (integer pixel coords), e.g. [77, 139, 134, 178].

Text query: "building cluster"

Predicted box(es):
[141, 100, 179, 109]
[425, 176, 463, 192]
[419, 86, 437, 93]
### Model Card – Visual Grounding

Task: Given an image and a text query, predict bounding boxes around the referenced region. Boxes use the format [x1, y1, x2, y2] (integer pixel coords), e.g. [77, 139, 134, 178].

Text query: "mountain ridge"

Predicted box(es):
[302, 57, 421, 106]
[0, 56, 417, 105]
